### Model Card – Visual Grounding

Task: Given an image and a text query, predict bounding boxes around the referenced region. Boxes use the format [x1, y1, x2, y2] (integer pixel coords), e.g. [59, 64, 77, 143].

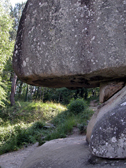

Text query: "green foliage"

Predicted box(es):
[0, 1, 14, 107]
[46, 117, 76, 141]
[86, 88, 100, 103]
[41, 87, 75, 104]
[0, 118, 51, 154]
[0, 80, 7, 107]
[32, 121, 45, 130]
[0, 1, 14, 72]
[0, 122, 43, 154]
[0, 101, 94, 155]
[0, 1, 26, 107]
[10, 2, 26, 39]
[67, 98, 86, 115]
[0, 101, 66, 125]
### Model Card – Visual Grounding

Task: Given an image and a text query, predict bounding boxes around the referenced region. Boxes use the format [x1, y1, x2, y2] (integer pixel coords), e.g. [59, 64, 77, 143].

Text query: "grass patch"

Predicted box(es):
[0, 101, 66, 125]
[0, 100, 94, 155]
[46, 116, 76, 141]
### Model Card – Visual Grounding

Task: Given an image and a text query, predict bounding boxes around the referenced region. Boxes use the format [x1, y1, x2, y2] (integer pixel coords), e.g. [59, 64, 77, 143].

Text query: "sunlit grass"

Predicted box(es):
[0, 100, 94, 155]
[0, 101, 66, 125]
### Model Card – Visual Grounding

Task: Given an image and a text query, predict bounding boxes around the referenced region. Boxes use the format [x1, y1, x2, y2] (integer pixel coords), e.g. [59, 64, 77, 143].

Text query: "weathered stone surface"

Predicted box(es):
[21, 136, 89, 168]
[86, 108, 99, 143]
[87, 85, 126, 144]
[13, 0, 126, 88]
[20, 136, 126, 168]
[89, 86, 126, 158]
[99, 81, 125, 103]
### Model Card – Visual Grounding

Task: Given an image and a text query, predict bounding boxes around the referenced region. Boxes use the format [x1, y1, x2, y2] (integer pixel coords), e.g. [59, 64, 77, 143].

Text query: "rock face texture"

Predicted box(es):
[87, 86, 126, 158]
[20, 136, 89, 168]
[87, 86, 126, 144]
[13, 0, 126, 88]
[20, 136, 126, 168]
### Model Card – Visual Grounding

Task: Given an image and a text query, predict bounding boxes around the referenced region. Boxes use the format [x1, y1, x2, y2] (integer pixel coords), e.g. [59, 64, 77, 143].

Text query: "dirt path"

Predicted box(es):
[0, 143, 39, 168]
[0, 128, 80, 168]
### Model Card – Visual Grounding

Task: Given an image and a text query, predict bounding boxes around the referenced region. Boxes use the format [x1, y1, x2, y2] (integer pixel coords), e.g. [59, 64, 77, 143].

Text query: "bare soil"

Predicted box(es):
[0, 142, 39, 168]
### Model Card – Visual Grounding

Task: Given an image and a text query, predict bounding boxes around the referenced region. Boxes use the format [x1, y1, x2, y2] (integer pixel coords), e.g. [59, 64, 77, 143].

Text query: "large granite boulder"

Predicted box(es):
[86, 85, 126, 143]
[87, 86, 126, 158]
[13, 0, 126, 88]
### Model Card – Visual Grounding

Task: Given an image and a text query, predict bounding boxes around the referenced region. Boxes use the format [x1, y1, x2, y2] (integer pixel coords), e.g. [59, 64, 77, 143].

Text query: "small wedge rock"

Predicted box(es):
[99, 81, 124, 103]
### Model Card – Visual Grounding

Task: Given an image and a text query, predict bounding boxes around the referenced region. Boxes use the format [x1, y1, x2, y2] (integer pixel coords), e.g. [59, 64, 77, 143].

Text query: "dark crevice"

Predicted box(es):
[81, 0, 90, 6]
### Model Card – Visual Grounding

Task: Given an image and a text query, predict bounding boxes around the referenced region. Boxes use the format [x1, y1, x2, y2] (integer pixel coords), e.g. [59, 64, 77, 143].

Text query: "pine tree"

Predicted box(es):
[0, 0, 14, 106]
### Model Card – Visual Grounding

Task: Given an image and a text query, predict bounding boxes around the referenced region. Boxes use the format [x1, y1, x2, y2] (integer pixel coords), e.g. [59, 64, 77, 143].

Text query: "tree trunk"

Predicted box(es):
[29, 85, 34, 100]
[35, 87, 39, 100]
[84, 89, 88, 100]
[25, 84, 29, 101]
[18, 81, 23, 98]
[10, 73, 17, 106]
[41, 88, 45, 102]
[80, 88, 84, 98]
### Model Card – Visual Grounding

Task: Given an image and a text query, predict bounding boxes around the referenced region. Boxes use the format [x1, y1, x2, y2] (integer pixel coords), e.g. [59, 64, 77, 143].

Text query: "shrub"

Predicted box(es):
[77, 123, 87, 134]
[67, 99, 86, 115]
[32, 121, 44, 129]
[45, 117, 76, 141]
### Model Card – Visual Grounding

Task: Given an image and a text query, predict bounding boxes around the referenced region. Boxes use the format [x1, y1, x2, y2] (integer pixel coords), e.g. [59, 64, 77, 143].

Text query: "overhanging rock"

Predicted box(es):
[13, 0, 126, 88]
